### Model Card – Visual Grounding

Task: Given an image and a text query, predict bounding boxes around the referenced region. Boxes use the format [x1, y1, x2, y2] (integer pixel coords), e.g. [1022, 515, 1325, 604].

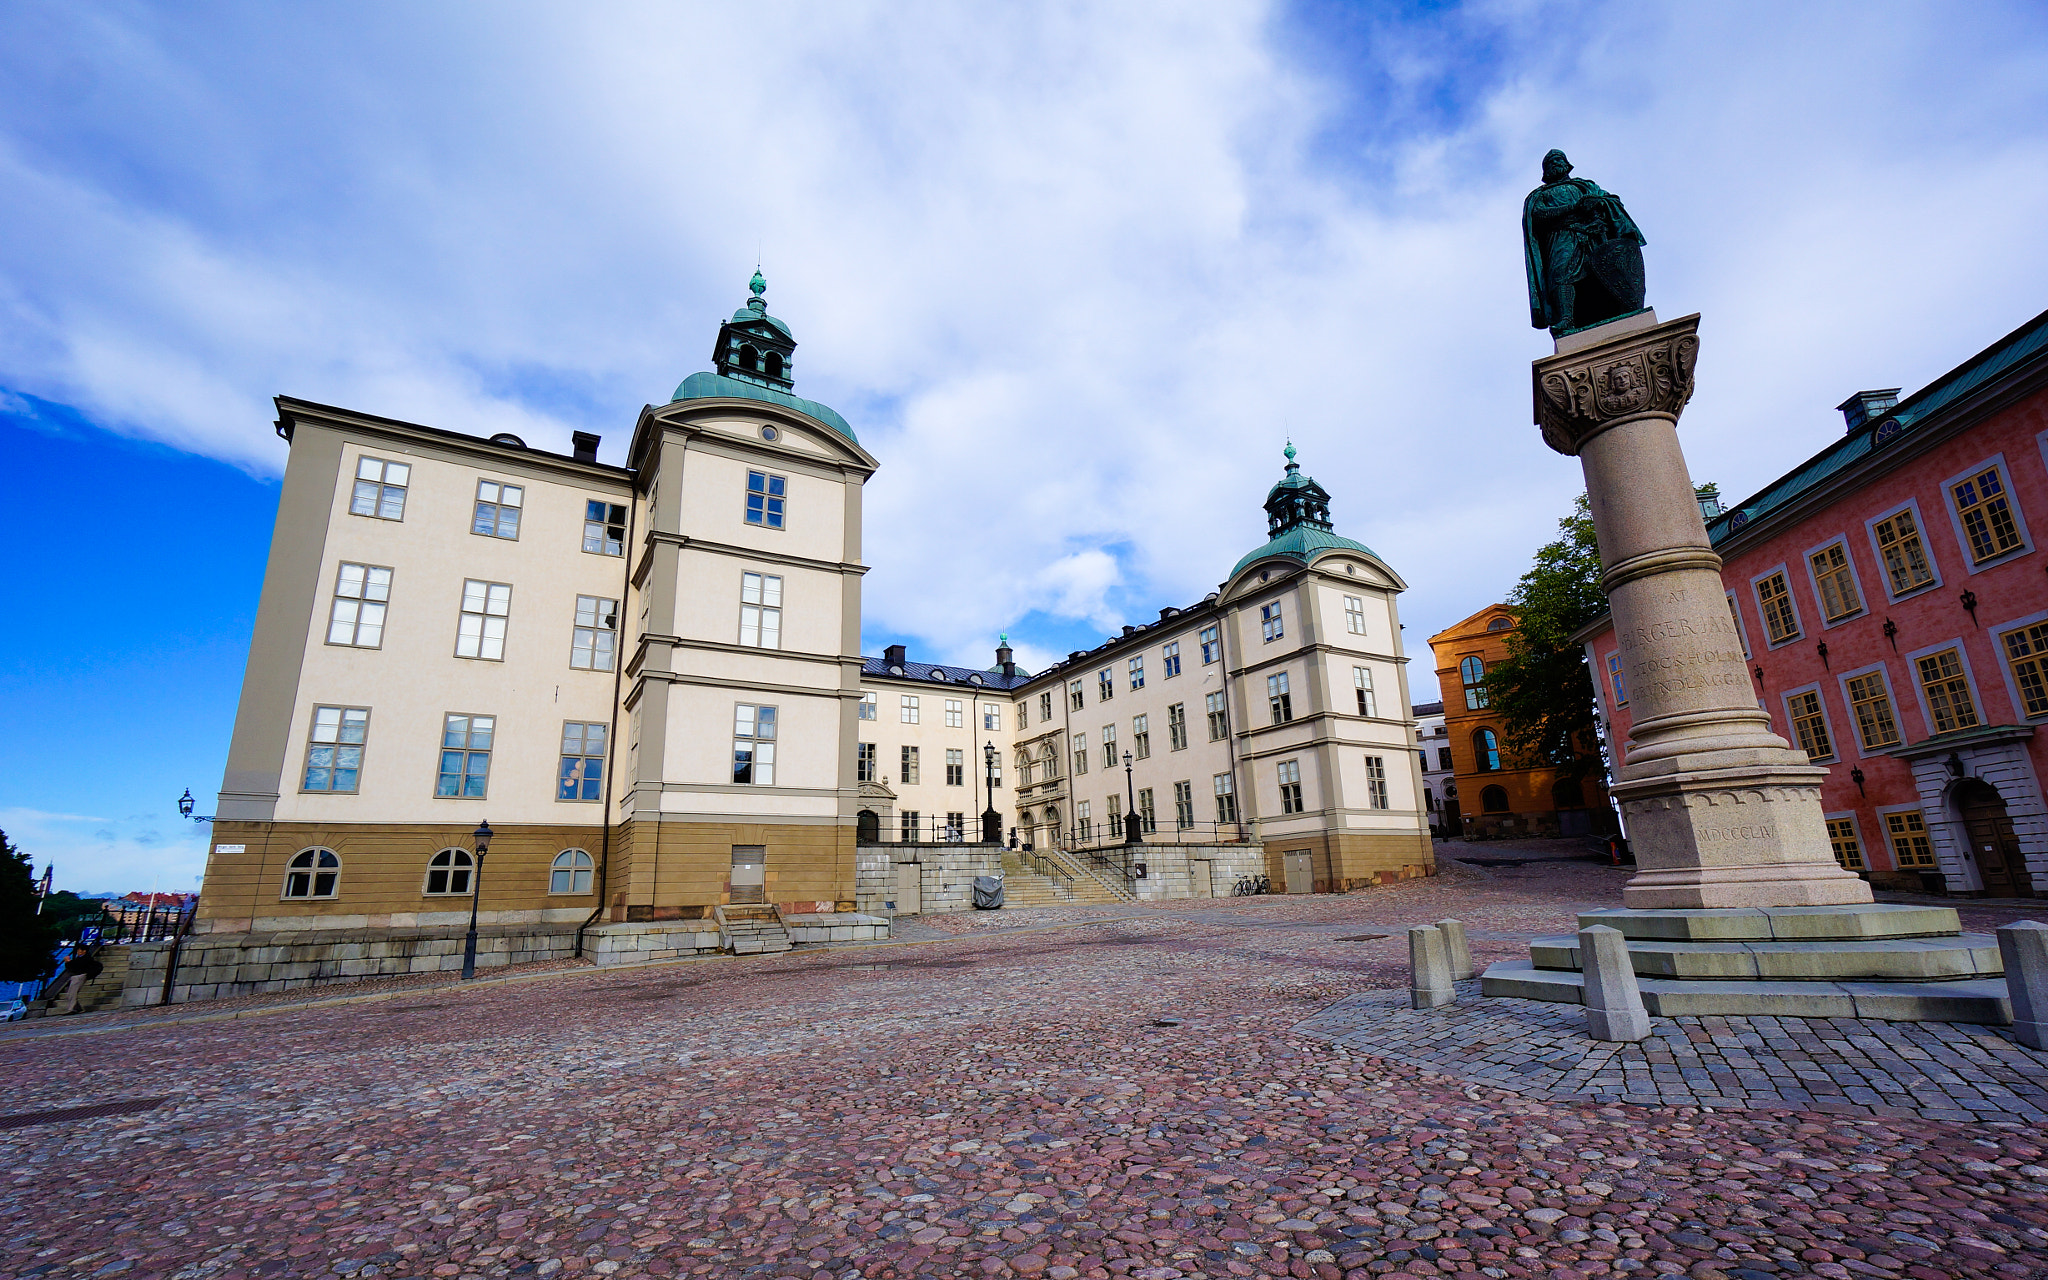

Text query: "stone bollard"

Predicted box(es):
[1998, 921, 2048, 1050]
[1580, 924, 1651, 1042]
[1436, 918, 1475, 981]
[1409, 925, 1455, 1009]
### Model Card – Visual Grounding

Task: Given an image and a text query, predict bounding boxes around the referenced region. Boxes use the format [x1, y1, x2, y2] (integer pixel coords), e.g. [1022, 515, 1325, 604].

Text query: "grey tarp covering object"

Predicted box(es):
[972, 876, 1004, 910]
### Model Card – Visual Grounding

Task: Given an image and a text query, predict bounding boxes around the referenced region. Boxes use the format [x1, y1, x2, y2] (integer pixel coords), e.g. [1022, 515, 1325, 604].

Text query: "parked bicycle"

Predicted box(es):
[1230, 874, 1271, 897]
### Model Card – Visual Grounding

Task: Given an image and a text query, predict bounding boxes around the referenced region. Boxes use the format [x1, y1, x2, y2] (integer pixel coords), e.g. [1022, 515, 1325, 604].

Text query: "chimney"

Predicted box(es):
[1836, 389, 1901, 433]
[571, 431, 601, 463]
[995, 637, 1015, 677]
[1121, 625, 1136, 637]
[884, 643, 907, 668]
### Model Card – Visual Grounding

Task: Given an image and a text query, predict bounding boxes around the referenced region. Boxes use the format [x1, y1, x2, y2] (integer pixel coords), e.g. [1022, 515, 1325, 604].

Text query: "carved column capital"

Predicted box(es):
[1532, 313, 1701, 456]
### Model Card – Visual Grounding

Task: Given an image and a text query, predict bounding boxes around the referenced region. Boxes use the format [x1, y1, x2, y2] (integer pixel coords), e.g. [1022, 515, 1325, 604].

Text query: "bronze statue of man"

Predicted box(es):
[1523, 149, 1647, 336]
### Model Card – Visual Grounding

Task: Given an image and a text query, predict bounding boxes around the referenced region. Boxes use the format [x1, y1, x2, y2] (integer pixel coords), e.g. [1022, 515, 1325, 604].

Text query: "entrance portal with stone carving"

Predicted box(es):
[1958, 779, 2034, 899]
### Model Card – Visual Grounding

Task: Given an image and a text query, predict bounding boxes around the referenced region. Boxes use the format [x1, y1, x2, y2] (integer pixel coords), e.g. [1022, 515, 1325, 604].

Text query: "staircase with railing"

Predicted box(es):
[997, 848, 1129, 906]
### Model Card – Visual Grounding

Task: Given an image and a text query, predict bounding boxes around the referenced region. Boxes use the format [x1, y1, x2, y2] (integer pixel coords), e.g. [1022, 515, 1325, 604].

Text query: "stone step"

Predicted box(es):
[1529, 933, 2004, 982]
[1577, 903, 1962, 943]
[1481, 959, 2014, 1025]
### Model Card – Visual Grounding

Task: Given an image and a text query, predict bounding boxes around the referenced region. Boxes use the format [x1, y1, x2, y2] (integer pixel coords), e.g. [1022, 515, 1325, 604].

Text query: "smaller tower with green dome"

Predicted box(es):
[1230, 444, 1378, 580]
[712, 269, 797, 392]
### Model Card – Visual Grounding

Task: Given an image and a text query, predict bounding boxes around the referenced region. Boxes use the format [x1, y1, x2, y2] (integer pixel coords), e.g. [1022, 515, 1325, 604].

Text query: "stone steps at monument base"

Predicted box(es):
[1528, 932, 2004, 982]
[1480, 959, 2013, 1025]
[1579, 903, 1962, 942]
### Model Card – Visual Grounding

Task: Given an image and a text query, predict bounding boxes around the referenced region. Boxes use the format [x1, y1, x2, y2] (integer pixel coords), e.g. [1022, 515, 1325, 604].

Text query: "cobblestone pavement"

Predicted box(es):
[7, 853, 2048, 1280]
[1298, 983, 2048, 1122]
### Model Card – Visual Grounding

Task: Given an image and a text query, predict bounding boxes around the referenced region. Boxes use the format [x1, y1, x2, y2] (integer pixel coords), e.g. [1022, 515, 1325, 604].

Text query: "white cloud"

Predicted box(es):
[1, 808, 209, 898]
[2, 0, 2046, 674]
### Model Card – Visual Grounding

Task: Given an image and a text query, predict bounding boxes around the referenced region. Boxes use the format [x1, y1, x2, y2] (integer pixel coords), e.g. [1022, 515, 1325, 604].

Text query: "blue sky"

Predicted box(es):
[4, 1, 2048, 892]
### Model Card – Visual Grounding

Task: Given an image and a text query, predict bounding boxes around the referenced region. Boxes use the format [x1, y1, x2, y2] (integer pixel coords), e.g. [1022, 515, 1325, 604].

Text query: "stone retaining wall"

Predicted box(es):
[124, 924, 583, 1006]
[853, 843, 1001, 916]
[580, 922, 722, 967]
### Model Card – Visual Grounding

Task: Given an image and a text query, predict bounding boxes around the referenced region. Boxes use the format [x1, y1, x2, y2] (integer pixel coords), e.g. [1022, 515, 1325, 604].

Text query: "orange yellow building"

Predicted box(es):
[1427, 604, 1612, 839]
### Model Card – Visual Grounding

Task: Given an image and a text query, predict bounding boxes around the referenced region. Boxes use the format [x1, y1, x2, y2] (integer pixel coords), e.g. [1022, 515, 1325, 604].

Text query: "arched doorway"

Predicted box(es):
[856, 809, 881, 844]
[1955, 779, 2034, 898]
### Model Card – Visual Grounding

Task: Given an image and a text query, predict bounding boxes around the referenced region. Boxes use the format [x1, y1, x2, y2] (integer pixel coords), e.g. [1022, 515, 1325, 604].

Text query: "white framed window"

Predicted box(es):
[550, 849, 595, 894]
[1132, 714, 1151, 759]
[1824, 818, 1864, 872]
[350, 457, 409, 521]
[472, 479, 523, 539]
[1072, 731, 1089, 775]
[2001, 619, 2048, 719]
[1267, 672, 1292, 724]
[945, 699, 964, 728]
[1173, 780, 1195, 828]
[327, 563, 391, 647]
[899, 810, 921, 842]
[1199, 624, 1221, 664]
[1101, 723, 1117, 770]
[1277, 759, 1303, 814]
[1868, 503, 1940, 599]
[1040, 691, 1054, 720]
[437, 714, 494, 797]
[900, 695, 920, 724]
[859, 692, 877, 721]
[745, 470, 787, 529]
[1137, 788, 1156, 834]
[1754, 569, 1801, 645]
[1105, 794, 1123, 833]
[1167, 703, 1188, 751]
[1806, 541, 1865, 625]
[584, 501, 627, 556]
[1343, 594, 1366, 635]
[1261, 602, 1284, 642]
[899, 744, 919, 785]
[1944, 457, 2031, 568]
[1069, 680, 1085, 711]
[301, 706, 368, 793]
[856, 742, 877, 782]
[1076, 800, 1092, 841]
[1128, 657, 1145, 690]
[282, 847, 340, 899]
[1352, 666, 1376, 717]
[1206, 691, 1229, 741]
[739, 573, 783, 648]
[1726, 591, 1752, 660]
[983, 703, 1003, 731]
[424, 848, 474, 896]
[1213, 773, 1237, 824]
[734, 704, 777, 784]
[1098, 668, 1115, 701]
[946, 748, 965, 786]
[1606, 651, 1628, 707]
[1162, 641, 1181, 678]
[572, 595, 617, 670]
[1841, 667, 1903, 751]
[1783, 689, 1835, 763]
[456, 580, 511, 660]
[1364, 755, 1388, 809]
[558, 721, 607, 800]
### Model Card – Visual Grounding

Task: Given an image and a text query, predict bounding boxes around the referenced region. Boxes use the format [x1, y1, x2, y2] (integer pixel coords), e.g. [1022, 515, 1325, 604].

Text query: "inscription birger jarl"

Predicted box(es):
[1616, 612, 1738, 652]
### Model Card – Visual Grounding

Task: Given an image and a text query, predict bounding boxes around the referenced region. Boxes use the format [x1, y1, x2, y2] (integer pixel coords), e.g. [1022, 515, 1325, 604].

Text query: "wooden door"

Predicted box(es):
[1283, 850, 1313, 895]
[894, 862, 923, 916]
[1191, 859, 1213, 899]
[1958, 782, 2032, 898]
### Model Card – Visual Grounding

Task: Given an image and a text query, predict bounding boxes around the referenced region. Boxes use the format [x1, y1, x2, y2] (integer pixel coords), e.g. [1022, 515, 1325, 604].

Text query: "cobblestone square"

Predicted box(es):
[6, 849, 2048, 1280]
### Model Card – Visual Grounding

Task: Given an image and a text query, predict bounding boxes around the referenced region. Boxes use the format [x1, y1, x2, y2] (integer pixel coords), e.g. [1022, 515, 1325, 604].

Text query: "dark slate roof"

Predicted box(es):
[1705, 306, 2048, 547]
[861, 656, 1035, 690]
[1412, 701, 1445, 717]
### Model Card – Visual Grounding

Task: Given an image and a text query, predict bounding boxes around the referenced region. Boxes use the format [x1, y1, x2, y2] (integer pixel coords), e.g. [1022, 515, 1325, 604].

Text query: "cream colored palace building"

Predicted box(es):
[199, 276, 1430, 936]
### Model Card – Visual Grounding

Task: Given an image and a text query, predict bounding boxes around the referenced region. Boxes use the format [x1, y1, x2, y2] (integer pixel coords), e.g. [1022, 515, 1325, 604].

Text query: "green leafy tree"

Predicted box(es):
[1485, 494, 1608, 781]
[0, 831, 62, 983]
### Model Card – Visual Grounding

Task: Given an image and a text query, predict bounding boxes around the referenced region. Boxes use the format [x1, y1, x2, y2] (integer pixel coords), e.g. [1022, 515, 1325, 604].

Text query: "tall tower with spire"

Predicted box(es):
[712, 269, 797, 391]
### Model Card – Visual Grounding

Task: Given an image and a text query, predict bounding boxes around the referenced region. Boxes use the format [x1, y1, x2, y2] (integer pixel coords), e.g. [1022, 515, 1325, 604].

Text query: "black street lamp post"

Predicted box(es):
[1123, 751, 1140, 844]
[460, 820, 493, 980]
[981, 741, 1001, 844]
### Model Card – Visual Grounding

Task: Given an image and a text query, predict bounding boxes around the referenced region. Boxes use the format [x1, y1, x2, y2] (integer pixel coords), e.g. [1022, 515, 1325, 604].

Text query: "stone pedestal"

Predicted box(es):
[1534, 310, 1870, 909]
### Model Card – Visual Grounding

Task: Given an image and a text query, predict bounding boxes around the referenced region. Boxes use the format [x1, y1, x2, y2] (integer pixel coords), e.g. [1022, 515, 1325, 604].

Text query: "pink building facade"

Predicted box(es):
[1579, 309, 2048, 897]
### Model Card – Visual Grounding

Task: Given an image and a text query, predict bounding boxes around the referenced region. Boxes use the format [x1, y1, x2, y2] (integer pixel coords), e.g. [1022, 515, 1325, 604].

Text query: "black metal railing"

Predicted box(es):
[886, 816, 997, 845]
[70, 902, 198, 947]
[1057, 821, 1251, 853]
